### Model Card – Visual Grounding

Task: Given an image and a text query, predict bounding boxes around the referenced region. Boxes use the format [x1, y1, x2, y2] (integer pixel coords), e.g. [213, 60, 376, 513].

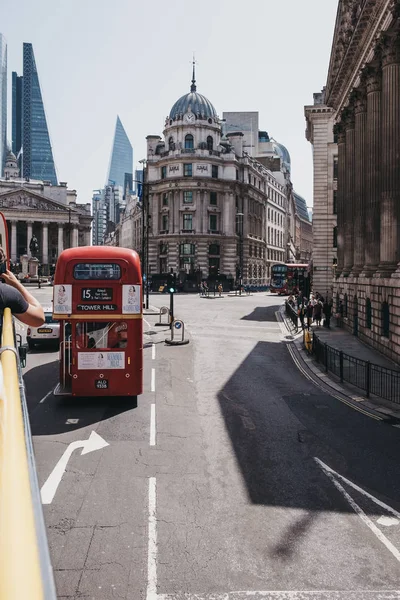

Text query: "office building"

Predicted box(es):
[0, 34, 7, 175]
[107, 116, 133, 192]
[12, 43, 58, 185]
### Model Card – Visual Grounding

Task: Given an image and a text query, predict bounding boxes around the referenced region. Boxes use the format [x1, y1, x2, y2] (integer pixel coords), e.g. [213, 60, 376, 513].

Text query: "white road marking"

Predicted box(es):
[158, 592, 400, 599]
[65, 418, 79, 425]
[152, 343, 156, 360]
[150, 404, 156, 446]
[151, 368, 155, 392]
[314, 458, 400, 519]
[144, 318, 152, 330]
[378, 516, 399, 527]
[41, 431, 109, 504]
[147, 477, 157, 600]
[316, 458, 400, 563]
[39, 389, 53, 404]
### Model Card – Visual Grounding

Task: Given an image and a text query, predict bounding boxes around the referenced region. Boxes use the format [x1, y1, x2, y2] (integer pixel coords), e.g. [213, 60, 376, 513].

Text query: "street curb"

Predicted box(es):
[276, 308, 400, 424]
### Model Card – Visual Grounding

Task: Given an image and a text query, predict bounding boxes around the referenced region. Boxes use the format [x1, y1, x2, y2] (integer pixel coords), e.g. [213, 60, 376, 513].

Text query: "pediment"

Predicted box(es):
[0, 188, 76, 213]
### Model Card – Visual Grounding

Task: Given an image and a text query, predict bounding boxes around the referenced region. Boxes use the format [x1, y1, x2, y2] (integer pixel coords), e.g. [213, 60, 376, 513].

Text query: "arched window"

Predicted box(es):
[209, 244, 220, 256]
[168, 137, 174, 151]
[185, 134, 194, 149]
[366, 298, 372, 329]
[207, 136, 213, 151]
[381, 302, 390, 338]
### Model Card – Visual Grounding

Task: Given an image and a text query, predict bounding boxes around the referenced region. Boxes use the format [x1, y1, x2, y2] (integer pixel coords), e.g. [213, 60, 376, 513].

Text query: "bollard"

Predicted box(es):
[165, 319, 189, 346]
[155, 306, 170, 327]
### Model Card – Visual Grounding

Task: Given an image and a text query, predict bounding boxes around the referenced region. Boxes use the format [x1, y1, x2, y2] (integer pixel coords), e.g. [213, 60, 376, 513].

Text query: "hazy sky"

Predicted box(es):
[3, 0, 338, 207]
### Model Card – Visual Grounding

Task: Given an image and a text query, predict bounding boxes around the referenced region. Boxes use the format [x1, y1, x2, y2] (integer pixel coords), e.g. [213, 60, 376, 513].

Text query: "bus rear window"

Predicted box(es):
[73, 263, 121, 280]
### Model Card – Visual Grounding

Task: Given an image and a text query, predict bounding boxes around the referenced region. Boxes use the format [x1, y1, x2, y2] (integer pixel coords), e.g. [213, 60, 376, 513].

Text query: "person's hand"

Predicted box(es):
[1, 269, 21, 288]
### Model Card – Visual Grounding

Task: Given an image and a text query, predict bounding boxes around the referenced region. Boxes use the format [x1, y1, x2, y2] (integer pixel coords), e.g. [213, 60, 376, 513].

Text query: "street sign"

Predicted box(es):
[174, 321, 182, 329]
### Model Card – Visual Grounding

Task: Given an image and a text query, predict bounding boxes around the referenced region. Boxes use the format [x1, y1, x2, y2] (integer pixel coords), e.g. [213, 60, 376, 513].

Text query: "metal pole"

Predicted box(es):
[239, 213, 243, 296]
[68, 208, 71, 248]
[141, 169, 146, 308]
[169, 291, 174, 328]
[145, 178, 150, 309]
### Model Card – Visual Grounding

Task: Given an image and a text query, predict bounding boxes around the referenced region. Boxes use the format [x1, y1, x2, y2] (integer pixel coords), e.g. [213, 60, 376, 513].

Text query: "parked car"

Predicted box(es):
[27, 308, 60, 350]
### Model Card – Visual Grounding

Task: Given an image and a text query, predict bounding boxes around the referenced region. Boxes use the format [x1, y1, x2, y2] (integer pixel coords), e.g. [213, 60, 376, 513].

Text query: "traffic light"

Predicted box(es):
[167, 272, 176, 293]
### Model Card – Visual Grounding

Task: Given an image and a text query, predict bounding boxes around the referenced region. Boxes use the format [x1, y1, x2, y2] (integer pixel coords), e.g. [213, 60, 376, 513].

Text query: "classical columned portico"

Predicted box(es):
[72, 225, 79, 248]
[334, 123, 346, 278]
[58, 223, 64, 255]
[377, 30, 400, 276]
[10, 221, 17, 262]
[351, 89, 367, 275]
[27, 222, 33, 257]
[42, 223, 49, 269]
[362, 61, 382, 276]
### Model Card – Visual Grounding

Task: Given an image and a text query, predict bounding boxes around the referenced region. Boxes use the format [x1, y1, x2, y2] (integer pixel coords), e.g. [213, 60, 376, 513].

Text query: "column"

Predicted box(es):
[72, 225, 79, 248]
[351, 89, 367, 275]
[342, 106, 355, 277]
[11, 221, 17, 262]
[378, 30, 400, 276]
[27, 221, 33, 256]
[334, 122, 346, 277]
[58, 224, 64, 255]
[362, 60, 382, 275]
[84, 227, 91, 247]
[42, 222, 49, 269]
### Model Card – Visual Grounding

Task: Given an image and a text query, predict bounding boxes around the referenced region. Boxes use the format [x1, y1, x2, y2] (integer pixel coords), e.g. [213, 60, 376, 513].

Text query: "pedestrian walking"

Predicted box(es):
[218, 284, 223, 297]
[306, 301, 314, 330]
[313, 300, 322, 326]
[298, 302, 306, 330]
[323, 299, 332, 328]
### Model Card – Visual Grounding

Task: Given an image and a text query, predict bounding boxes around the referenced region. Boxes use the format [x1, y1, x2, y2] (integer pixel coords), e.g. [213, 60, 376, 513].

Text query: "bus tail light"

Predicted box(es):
[27, 328, 31, 336]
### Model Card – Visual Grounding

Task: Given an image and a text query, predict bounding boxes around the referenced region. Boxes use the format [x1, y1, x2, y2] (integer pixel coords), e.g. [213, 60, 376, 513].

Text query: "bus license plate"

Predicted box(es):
[95, 379, 108, 389]
[37, 328, 52, 333]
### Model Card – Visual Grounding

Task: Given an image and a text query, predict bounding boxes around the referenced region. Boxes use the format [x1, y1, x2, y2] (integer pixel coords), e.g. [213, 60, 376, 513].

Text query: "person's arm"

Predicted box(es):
[1, 270, 45, 327]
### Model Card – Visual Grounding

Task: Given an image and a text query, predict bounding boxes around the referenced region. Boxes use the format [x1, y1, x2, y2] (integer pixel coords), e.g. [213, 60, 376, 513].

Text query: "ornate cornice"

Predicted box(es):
[325, 0, 393, 110]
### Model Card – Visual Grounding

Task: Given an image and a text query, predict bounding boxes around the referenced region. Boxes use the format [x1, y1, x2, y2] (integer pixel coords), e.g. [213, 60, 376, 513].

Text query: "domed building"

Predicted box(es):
[144, 68, 288, 290]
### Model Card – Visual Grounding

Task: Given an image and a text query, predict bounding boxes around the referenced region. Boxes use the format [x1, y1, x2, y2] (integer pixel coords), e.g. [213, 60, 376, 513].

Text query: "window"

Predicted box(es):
[168, 137, 174, 151]
[44, 312, 58, 324]
[209, 243, 220, 255]
[333, 156, 338, 180]
[183, 214, 193, 230]
[161, 166, 167, 179]
[159, 243, 167, 255]
[236, 169, 239, 181]
[344, 294, 348, 317]
[207, 136, 213, 151]
[333, 226, 338, 248]
[183, 191, 193, 204]
[74, 263, 121, 280]
[210, 192, 217, 205]
[249, 245, 253, 257]
[184, 163, 192, 177]
[333, 190, 337, 214]
[381, 302, 390, 338]
[76, 322, 128, 350]
[180, 243, 195, 255]
[162, 214, 169, 231]
[208, 257, 220, 274]
[268, 208, 270, 220]
[162, 193, 168, 206]
[180, 256, 195, 273]
[185, 134, 194, 149]
[366, 298, 372, 329]
[212, 165, 218, 179]
[209, 214, 217, 231]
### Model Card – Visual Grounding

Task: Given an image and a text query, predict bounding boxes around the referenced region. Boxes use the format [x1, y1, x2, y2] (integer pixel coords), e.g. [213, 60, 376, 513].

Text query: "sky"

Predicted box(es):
[2, 0, 338, 207]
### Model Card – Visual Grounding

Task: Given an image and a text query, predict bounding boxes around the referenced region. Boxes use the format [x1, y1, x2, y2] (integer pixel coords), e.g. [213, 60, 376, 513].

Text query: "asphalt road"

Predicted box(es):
[22, 287, 400, 600]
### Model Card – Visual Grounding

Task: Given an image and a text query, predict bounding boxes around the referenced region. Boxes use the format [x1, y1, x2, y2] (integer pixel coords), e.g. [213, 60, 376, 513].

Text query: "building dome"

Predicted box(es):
[6, 149, 17, 163]
[271, 140, 291, 171]
[168, 65, 217, 122]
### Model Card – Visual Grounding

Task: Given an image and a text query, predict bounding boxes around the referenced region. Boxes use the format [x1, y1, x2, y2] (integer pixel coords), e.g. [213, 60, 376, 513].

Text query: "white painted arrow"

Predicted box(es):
[41, 431, 109, 505]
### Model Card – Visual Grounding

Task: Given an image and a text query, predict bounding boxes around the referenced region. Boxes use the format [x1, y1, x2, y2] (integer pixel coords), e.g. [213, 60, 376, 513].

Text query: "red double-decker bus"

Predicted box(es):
[52, 246, 143, 398]
[270, 263, 309, 295]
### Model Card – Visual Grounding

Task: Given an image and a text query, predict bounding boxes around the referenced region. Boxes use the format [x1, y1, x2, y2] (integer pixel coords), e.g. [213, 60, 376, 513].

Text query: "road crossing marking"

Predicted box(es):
[150, 404, 156, 446]
[315, 457, 400, 563]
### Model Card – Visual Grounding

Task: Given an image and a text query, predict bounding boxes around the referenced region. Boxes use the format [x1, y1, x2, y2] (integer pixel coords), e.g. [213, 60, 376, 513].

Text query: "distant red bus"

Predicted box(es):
[270, 263, 309, 295]
[53, 246, 143, 398]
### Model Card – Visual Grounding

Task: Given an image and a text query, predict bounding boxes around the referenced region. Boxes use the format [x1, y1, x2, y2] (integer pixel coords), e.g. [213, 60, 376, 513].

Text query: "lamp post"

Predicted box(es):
[138, 159, 149, 309]
[236, 211, 244, 296]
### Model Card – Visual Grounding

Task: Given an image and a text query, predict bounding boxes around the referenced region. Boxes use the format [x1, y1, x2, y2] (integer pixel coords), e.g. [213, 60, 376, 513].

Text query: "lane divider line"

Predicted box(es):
[150, 404, 156, 446]
[146, 477, 157, 600]
[151, 368, 155, 392]
[39, 390, 53, 404]
[152, 343, 156, 360]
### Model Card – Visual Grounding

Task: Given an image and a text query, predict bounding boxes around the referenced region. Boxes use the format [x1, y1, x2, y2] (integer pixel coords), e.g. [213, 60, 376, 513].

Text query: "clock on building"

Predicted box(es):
[184, 112, 195, 123]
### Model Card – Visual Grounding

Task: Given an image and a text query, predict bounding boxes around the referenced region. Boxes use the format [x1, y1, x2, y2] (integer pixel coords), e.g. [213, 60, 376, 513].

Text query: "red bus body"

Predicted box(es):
[270, 263, 309, 295]
[53, 246, 143, 397]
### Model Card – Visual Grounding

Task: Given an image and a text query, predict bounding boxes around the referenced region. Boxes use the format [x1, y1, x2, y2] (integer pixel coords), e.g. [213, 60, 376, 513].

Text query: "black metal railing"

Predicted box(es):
[311, 333, 400, 404]
[285, 301, 298, 333]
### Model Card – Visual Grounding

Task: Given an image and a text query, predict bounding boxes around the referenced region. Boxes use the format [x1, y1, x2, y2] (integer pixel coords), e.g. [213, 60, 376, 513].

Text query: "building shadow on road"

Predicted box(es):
[24, 359, 138, 436]
[241, 304, 282, 322]
[216, 339, 400, 517]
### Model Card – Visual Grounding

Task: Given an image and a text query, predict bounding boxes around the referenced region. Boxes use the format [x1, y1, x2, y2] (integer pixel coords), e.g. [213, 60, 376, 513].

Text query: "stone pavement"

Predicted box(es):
[280, 309, 400, 421]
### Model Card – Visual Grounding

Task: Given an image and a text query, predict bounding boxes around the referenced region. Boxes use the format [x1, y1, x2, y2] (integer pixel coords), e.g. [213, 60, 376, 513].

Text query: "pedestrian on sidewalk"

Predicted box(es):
[218, 283, 223, 297]
[313, 300, 322, 326]
[306, 301, 314, 330]
[323, 299, 332, 328]
[298, 302, 306, 330]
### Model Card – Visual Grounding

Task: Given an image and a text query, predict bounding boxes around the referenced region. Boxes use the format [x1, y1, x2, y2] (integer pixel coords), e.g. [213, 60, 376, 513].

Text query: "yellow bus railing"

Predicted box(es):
[0, 308, 56, 599]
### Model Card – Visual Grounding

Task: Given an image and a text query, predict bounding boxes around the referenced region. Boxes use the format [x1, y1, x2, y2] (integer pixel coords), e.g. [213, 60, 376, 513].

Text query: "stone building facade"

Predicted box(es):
[144, 73, 288, 291]
[0, 151, 92, 275]
[305, 91, 337, 298]
[325, 0, 400, 363]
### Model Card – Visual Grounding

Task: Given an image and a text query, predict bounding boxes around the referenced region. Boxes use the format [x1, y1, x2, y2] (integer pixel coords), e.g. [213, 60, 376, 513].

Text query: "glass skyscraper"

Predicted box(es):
[12, 43, 57, 185]
[0, 34, 7, 176]
[107, 116, 133, 191]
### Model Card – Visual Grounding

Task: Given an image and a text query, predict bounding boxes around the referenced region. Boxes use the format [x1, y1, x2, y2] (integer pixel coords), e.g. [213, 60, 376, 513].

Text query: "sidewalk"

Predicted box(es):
[281, 311, 400, 421]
